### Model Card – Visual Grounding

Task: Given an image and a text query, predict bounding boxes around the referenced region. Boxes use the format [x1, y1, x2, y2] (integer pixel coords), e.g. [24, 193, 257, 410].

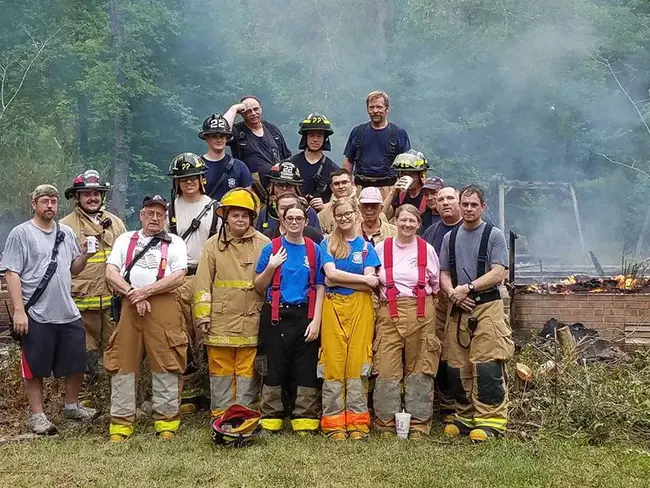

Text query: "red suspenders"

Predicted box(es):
[125, 232, 170, 281]
[384, 237, 428, 319]
[270, 237, 317, 323]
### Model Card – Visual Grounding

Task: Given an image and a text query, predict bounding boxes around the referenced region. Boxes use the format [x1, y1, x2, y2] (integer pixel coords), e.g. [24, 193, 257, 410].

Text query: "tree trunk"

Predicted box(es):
[374, 0, 391, 64]
[108, 0, 129, 216]
[76, 93, 89, 160]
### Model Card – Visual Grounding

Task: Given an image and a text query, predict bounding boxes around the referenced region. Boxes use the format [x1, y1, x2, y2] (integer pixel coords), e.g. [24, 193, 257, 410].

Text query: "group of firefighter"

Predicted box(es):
[59, 90, 514, 445]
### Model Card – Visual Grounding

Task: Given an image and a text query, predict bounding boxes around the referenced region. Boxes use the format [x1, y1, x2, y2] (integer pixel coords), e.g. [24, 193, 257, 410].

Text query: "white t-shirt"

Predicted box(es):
[174, 195, 219, 265]
[107, 230, 188, 287]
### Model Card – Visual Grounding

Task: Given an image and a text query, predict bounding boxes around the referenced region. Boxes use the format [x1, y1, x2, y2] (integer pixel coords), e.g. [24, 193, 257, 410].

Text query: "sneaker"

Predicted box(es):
[63, 404, 98, 421]
[348, 431, 368, 441]
[28, 413, 57, 435]
[158, 431, 175, 441]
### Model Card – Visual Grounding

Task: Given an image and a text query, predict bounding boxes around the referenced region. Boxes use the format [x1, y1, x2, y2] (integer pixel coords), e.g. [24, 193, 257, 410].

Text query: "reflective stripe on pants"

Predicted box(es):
[319, 292, 374, 434]
[207, 345, 258, 417]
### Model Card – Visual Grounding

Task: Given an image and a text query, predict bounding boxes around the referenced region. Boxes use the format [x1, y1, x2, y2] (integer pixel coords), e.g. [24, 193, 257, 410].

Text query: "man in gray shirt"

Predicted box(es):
[1, 184, 97, 434]
[438, 184, 514, 443]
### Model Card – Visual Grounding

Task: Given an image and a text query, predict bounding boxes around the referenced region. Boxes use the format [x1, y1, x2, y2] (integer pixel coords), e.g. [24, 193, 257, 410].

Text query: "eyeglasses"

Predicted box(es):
[284, 216, 305, 223]
[179, 177, 198, 183]
[143, 210, 165, 219]
[334, 211, 355, 221]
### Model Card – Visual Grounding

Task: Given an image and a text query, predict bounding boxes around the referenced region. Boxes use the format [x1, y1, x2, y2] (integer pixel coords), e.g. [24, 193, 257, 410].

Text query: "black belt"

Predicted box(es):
[267, 302, 308, 309]
[186, 266, 198, 276]
[470, 288, 501, 305]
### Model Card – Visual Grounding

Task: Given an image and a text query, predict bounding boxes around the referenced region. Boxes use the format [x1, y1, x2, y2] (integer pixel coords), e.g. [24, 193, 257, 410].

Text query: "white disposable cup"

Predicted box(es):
[85, 236, 98, 253]
[395, 410, 411, 439]
[399, 175, 413, 191]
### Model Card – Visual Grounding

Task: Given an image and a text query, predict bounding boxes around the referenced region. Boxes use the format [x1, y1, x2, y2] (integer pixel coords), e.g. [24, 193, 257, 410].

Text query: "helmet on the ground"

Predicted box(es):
[298, 113, 333, 151]
[267, 160, 304, 185]
[216, 188, 260, 219]
[198, 113, 233, 140]
[211, 404, 262, 447]
[391, 150, 429, 172]
[168, 153, 207, 178]
[64, 170, 111, 200]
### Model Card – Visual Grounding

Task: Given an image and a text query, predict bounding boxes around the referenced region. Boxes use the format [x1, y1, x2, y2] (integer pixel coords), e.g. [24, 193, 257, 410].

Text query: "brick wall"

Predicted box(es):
[512, 293, 650, 345]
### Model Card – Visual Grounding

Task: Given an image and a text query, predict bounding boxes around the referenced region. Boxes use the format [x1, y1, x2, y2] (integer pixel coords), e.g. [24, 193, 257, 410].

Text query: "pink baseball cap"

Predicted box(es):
[358, 187, 383, 204]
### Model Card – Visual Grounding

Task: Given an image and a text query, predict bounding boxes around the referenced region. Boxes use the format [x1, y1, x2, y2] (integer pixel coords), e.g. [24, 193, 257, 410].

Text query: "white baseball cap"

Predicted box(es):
[358, 187, 383, 204]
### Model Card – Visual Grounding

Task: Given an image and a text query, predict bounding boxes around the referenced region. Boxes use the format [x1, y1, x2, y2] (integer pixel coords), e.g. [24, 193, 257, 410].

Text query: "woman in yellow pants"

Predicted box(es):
[320, 197, 380, 440]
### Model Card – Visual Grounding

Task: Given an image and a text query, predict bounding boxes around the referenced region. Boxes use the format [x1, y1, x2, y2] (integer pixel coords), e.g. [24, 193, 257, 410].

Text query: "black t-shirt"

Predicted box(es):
[292, 152, 339, 203]
[263, 225, 324, 244]
[228, 121, 291, 178]
[202, 155, 254, 201]
[420, 209, 441, 234]
[422, 220, 462, 255]
[392, 189, 427, 212]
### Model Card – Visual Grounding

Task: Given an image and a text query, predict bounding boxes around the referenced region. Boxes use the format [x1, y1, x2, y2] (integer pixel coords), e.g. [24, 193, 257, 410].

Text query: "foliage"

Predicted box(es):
[3, 0, 650, 258]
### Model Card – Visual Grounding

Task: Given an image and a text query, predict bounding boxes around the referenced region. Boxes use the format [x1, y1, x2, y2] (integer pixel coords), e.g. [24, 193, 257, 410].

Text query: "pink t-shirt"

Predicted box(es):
[375, 238, 440, 300]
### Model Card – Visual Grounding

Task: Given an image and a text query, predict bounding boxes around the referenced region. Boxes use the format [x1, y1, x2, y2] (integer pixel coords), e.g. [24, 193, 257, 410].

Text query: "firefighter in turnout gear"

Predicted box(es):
[168, 152, 220, 413]
[373, 204, 441, 438]
[254, 201, 325, 434]
[256, 160, 321, 233]
[438, 185, 514, 442]
[61, 170, 127, 388]
[319, 197, 380, 440]
[193, 188, 269, 418]
[105, 195, 189, 442]
[383, 150, 430, 221]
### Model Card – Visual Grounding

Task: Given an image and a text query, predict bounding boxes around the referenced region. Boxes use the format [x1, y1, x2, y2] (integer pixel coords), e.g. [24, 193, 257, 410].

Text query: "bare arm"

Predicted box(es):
[106, 264, 132, 295]
[223, 103, 246, 128]
[70, 254, 90, 276]
[304, 285, 325, 342]
[342, 156, 354, 173]
[135, 269, 186, 298]
[472, 264, 506, 291]
[325, 278, 371, 291]
[382, 188, 397, 220]
[440, 270, 454, 297]
[5, 271, 29, 334]
[322, 262, 372, 285]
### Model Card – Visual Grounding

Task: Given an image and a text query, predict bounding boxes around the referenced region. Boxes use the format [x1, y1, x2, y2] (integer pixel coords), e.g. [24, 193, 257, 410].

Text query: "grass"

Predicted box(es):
[2, 417, 650, 488]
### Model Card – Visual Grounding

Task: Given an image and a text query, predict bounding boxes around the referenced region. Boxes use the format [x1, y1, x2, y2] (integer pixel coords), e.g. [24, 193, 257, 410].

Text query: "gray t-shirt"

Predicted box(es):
[439, 221, 508, 285]
[1, 221, 81, 324]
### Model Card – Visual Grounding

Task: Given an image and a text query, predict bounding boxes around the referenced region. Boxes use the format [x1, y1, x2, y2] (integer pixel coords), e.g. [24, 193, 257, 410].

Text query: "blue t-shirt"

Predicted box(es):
[320, 236, 381, 295]
[255, 237, 325, 305]
[343, 123, 410, 177]
[203, 155, 254, 201]
[256, 205, 321, 233]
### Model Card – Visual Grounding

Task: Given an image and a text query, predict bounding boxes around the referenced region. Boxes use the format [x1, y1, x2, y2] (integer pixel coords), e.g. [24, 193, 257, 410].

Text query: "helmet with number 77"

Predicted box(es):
[168, 152, 207, 179]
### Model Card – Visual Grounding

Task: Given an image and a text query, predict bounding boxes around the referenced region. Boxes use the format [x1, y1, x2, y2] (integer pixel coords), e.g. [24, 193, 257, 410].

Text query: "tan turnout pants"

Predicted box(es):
[104, 293, 188, 438]
[373, 298, 441, 434]
[442, 299, 514, 433]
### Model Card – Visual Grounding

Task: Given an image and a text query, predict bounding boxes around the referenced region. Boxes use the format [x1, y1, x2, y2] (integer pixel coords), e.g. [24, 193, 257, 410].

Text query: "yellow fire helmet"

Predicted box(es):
[216, 187, 260, 219]
[391, 150, 430, 172]
[211, 404, 262, 447]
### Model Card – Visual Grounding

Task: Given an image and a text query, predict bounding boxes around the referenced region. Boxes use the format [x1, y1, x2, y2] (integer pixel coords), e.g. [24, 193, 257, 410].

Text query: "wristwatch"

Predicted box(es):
[467, 283, 475, 293]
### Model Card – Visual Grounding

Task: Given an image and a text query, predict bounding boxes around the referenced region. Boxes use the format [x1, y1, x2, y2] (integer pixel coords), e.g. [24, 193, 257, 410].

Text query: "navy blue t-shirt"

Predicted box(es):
[343, 123, 410, 177]
[292, 153, 339, 203]
[320, 236, 381, 295]
[422, 220, 462, 255]
[255, 237, 325, 304]
[202, 155, 254, 201]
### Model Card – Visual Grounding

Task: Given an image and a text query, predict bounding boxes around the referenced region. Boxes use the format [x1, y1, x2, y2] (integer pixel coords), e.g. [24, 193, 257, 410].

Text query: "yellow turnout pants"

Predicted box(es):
[319, 292, 374, 434]
[207, 346, 258, 418]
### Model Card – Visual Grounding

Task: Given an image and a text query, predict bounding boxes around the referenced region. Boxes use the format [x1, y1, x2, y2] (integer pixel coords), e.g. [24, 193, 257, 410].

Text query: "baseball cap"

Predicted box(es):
[422, 177, 444, 191]
[141, 194, 168, 209]
[358, 187, 383, 204]
[32, 184, 59, 201]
